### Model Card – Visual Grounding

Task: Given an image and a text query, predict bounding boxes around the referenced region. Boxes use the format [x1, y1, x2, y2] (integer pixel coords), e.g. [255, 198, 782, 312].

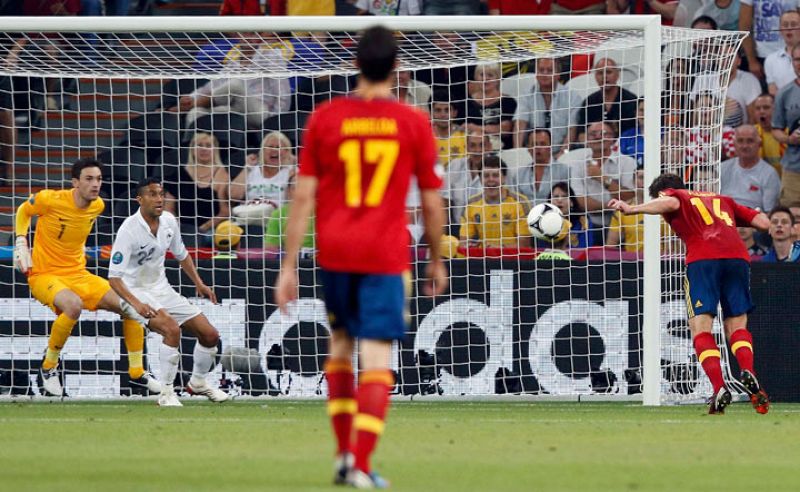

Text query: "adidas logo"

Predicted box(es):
[695, 300, 703, 308]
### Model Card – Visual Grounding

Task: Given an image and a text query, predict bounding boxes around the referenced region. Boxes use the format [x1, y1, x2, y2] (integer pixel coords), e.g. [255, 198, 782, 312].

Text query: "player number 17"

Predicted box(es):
[690, 197, 733, 226]
[339, 138, 399, 207]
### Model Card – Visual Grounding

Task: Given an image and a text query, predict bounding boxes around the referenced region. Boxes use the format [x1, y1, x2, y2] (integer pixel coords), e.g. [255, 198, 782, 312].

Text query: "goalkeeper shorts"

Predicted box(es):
[29, 271, 112, 313]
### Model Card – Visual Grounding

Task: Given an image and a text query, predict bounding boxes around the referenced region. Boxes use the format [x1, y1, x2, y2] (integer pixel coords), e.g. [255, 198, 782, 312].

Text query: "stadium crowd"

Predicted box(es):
[1, 0, 800, 261]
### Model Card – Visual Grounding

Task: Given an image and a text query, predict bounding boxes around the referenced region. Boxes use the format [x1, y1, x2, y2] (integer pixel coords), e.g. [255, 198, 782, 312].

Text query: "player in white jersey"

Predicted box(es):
[108, 177, 229, 406]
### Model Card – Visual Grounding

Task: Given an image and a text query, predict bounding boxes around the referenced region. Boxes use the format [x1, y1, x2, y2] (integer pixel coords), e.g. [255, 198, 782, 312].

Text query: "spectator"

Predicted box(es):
[567, 121, 637, 243]
[663, 57, 695, 127]
[431, 90, 467, 167]
[739, 0, 800, 80]
[720, 125, 781, 212]
[466, 63, 517, 149]
[512, 57, 575, 152]
[790, 205, 800, 238]
[753, 93, 786, 174]
[548, 181, 593, 248]
[765, 10, 800, 95]
[0, 76, 14, 184]
[607, 0, 678, 24]
[270, 0, 334, 14]
[443, 130, 493, 226]
[762, 206, 800, 261]
[396, 70, 431, 113]
[81, 0, 130, 15]
[355, 0, 421, 15]
[573, 58, 638, 143]
[426, 0, 483, 14]
[692, 49, 761, 126]
[414, 32, 470, 108]
[619, 99, 645, 168]
[220, 0, 262, 15]
[459, 155, 531, 248]
[489, 0, 551, 15]
[550, 0, 606, 15]
[264, 170, 315, 254]
[171, 33, 292, 128]
[507, 129, 571, 204]
[738, 226, 769, 258]
[230, 131, 295, 205]
[691, 14, 719, 30]
[607, 169, 646, 252]
[685, 93, 734, 179]
[163, 132, 232, 245]
[692, 0, 741, 31]
[771, 44, 800, 207]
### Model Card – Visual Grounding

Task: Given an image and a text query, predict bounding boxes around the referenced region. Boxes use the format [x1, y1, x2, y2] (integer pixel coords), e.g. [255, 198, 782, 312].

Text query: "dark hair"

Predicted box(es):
[357, 25, 397, 82]
[527, 128, 552, 147]
[648, 173, 685, 199]
[71, 158, 103, 180]
[136, 176, 162, 196]
[481, 154, 506, 175]
[769, 206, 794, 224]
[756, 92, 774, 101]
[430, 89, 457, 115]
[691, 15, 718, 30]
[549, 181, 581, 219]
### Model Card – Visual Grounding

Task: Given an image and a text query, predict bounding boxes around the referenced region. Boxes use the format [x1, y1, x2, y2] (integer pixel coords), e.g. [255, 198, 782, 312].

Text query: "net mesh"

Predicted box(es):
[0, 25, 745, 402]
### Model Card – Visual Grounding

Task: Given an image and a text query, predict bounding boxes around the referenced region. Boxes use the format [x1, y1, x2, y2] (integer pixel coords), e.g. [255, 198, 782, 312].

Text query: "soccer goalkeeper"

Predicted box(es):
[14, 158, 160, 397]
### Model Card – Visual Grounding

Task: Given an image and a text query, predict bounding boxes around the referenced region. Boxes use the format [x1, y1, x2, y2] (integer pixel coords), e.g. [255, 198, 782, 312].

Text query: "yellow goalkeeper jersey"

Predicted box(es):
[460, 191, 530, 248]
[16, 189, 104, 276]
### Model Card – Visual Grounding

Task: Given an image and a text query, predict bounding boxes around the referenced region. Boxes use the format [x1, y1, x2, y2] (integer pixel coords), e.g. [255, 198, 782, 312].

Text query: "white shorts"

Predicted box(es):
[131, 286, 203, 327]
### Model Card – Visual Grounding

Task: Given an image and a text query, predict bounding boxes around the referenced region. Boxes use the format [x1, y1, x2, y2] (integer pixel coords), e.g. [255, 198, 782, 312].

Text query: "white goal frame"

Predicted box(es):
[0, 15, 664, 404]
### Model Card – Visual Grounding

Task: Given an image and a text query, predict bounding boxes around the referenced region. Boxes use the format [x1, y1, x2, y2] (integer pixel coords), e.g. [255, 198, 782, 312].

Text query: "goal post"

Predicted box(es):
[0, 16, 744, 403]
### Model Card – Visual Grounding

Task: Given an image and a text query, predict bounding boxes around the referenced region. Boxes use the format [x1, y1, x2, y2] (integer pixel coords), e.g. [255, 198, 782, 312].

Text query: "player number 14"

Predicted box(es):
[339, 138, 399, 207]
[690, 197, 733, 226]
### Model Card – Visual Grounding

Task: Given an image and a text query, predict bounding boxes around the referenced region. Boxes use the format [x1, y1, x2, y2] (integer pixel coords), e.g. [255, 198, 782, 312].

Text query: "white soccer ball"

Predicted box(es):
[527, 203, 564, 240]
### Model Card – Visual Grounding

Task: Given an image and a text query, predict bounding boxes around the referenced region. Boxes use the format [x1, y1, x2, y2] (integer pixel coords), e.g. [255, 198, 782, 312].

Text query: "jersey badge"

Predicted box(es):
[694, 300, 703, 308]
[112, 252, 124, 265]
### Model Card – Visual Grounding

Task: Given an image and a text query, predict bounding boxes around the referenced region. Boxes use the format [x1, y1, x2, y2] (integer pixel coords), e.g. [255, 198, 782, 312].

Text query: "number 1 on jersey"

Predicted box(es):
[339, 139, 399, 207]
[690, 197, 733, 226]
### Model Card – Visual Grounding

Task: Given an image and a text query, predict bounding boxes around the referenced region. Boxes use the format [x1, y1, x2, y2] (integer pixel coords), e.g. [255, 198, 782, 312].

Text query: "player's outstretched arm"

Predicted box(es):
[13, 197, 39, 274]
[276, 175, 318, 313]
[749, 211, 770, 232]
[608, 196, 679, 216]
[420, 189, 448, 296]
[179, 255, 217, 304]
[108, 277, 157, 319]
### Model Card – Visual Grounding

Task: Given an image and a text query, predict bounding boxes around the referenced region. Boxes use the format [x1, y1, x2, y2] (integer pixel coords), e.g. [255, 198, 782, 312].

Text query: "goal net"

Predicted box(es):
[0, 16, 744, 403]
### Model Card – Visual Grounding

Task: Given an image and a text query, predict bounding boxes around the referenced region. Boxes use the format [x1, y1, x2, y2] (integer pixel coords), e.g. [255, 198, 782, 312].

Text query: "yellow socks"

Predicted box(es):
[123, 319, 145, 379]
[43, 313, 77, 370]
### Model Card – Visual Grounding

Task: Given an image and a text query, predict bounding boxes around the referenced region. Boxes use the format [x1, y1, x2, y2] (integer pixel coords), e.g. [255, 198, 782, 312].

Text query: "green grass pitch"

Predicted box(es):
[1, 400, 798, 492]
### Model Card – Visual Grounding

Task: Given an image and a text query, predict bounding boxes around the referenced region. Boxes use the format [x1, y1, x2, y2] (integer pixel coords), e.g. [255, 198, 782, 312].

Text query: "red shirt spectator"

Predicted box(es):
[219, 0, 262, 15]
[23, 0, 80, 15]
[488, 0, 552, 15]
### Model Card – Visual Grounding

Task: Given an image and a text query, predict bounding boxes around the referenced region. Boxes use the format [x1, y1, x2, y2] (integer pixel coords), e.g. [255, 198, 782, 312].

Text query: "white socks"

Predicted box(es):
[159, 344, 180, 391]
[192, 344, 217, 380]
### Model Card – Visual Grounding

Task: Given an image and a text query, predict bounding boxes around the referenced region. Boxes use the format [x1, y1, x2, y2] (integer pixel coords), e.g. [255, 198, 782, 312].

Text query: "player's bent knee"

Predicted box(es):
[198, 329, 220, 348]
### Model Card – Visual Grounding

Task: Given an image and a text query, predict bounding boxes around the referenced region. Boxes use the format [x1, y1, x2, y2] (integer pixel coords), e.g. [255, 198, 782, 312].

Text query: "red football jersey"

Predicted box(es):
[299, 96, 441, 274]
[662, 188, 759, 264]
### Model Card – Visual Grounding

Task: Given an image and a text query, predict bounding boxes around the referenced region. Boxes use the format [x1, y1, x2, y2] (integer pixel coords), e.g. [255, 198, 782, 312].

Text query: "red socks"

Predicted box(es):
[728, 329, 755, 374]
[325, 358, 356, 455]
[693, 332, 724, 392]
[353, 369, 393, 474]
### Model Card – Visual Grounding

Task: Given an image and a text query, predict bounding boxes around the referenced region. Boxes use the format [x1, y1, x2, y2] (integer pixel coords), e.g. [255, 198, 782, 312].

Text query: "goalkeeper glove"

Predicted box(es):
[14, 236, 32, 274]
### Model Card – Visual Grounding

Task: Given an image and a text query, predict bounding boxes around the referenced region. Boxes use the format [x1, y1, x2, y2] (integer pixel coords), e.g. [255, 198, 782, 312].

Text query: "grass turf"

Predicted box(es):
[0, 400, 797, 492]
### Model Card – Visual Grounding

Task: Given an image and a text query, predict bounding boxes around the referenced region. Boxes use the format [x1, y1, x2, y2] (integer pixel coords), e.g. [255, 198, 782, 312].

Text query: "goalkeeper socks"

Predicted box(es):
[43, 314, 78, 370]
[191, 343, 217, 380]
[324, 358, 356, 455]
[693, 332, 724, 393]
[122, 319, 145, 379]
[729, 328, 755, 374]
[353, 369, 394, 474]
[159, 344, 180, 389]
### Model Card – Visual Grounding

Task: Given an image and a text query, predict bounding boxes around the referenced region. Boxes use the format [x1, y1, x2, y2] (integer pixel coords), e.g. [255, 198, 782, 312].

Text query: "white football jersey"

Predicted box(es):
[108, 210, 188, 290]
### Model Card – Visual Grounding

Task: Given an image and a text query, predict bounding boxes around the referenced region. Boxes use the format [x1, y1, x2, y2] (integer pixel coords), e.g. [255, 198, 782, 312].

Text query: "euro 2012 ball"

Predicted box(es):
[527, 203, 564, 240]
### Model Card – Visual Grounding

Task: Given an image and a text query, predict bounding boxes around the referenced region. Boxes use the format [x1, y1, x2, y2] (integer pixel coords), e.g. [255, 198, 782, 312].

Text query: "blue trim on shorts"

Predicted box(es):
[319, 270, 407, 341]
